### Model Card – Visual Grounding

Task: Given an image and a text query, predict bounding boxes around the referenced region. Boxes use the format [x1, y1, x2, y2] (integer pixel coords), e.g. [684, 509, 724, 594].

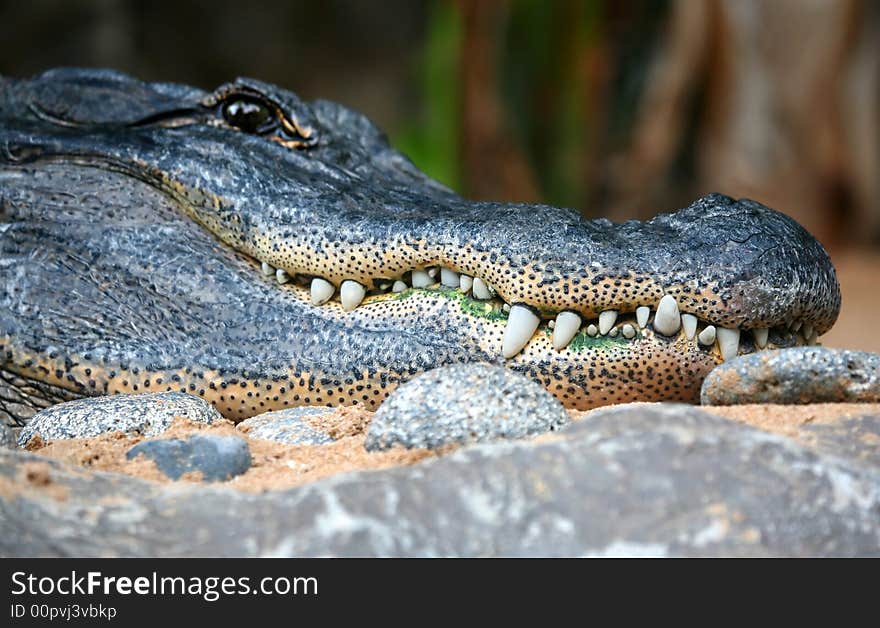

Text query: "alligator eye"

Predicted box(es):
[222, 99, 273, 133]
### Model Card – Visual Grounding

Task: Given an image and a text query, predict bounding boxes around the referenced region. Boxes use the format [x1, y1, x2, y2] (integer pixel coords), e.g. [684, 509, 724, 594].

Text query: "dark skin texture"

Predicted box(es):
[0, 69, 840, 425]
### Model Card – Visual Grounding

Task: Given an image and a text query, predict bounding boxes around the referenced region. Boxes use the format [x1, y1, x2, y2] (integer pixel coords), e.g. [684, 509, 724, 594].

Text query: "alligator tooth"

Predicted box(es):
[502, 305, 540, 358]
[636, 306, 650, 329]
[502, 303, 511, 313]
[552, 311, 581, 350]
[598, 310, 618, 335]
[622, 323, 636, 339]
[609, 327, 619, 337]
[586, 324, 598, 337]
[716, 327, 741, 361]
[411, 269, 432, 288]
[378, 281, 392, 291]
[472, 277, 493, 300]
[310, 277, 335, 305]
[440, 268, 460, 288]
[276, 268, 292, 284]
[460, 275, 473, 293]
[391, 280, 408, 293]
[802, 324, 813, 340]
[340, 280, 366, 311]
[681, 313, 698, 340]
[261, 261, 275, 276]
[427, 267, 438, 278]
[653, 295, 681, 336]
[698, 325, 716, 346]
[753, 327, 769, 349]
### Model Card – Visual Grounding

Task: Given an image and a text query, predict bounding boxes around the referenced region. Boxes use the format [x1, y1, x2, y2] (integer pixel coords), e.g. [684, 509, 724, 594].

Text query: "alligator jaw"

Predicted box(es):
[0, 163, 813, 422]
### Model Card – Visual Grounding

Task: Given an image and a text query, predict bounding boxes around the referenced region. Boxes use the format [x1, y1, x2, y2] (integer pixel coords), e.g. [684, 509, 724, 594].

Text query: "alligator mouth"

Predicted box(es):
[255, 257, 816, 361]
[0, 69, 842, 421]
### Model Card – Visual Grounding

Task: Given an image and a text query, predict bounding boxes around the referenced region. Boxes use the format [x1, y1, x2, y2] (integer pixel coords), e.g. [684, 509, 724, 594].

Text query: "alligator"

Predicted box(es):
[0, 68, 841, 427]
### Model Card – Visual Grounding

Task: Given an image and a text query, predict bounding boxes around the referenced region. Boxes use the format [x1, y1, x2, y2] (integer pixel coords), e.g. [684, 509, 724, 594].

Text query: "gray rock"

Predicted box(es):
[795, 415, 880, 471]
[237, 407, 334, 445]
[0, 422, 15, 449]
[17, 392, 221, 447]
[701, 347, 880, 405]
[126, 434, 251, 481]
[365, 363, 569, 451]
[2, 403, 878, 557]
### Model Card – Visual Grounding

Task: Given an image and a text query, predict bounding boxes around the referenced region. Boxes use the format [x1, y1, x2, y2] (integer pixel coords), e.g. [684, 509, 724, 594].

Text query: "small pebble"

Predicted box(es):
[18, 392, 221, 447]
[237, 407, 334, 445]
[126, 434, 251, 481]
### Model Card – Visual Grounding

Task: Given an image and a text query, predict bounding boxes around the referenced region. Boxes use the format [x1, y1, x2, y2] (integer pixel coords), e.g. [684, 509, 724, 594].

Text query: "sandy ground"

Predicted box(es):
[25, 402, 880, 493]
[24, 408, 438, 494]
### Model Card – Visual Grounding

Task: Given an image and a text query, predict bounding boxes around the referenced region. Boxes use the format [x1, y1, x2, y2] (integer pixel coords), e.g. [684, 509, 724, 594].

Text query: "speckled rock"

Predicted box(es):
[365, 363, 569, 451]
[237, 407, 334, 445]
[0, 422, 15, 449]
[2, 403, 878, 557]
[17, 392, 221, 447]
[126, 435, 251, 481]
[701, 347, 880, 405]
[795, 415, 880, 470]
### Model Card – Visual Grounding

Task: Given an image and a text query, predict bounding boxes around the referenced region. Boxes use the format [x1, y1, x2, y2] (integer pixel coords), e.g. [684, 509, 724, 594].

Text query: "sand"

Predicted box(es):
[26, 408, 437, 494]
[23, 401, 880, 493]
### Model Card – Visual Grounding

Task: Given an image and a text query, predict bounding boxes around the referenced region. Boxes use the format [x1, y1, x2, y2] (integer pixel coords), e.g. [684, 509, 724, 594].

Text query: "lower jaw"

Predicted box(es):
[1, 285, 812, 422]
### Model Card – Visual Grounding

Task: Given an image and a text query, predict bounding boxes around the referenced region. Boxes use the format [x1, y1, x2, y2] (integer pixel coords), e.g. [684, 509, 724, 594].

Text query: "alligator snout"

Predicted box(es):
[241, 190, 839, 360]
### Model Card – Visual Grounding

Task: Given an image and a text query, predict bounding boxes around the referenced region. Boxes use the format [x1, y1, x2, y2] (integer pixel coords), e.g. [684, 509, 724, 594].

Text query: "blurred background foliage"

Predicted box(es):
[1, 0, 878, 249]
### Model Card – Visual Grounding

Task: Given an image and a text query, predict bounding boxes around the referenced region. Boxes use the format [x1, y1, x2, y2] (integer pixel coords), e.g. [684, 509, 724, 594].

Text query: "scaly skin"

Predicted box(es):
[0, 69, 840, 425]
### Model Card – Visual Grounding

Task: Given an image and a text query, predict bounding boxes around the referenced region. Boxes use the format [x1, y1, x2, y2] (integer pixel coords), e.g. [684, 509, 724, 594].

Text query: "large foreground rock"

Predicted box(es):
[1, 404, 878, 557]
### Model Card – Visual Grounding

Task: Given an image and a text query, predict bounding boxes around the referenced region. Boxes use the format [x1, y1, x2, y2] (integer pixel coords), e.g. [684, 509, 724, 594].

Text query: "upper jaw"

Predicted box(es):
[244, 186, 841, 316]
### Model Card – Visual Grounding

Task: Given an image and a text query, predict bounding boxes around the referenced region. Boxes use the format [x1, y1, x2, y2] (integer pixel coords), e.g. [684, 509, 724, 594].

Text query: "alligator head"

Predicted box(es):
[0, 68, 840, 424]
